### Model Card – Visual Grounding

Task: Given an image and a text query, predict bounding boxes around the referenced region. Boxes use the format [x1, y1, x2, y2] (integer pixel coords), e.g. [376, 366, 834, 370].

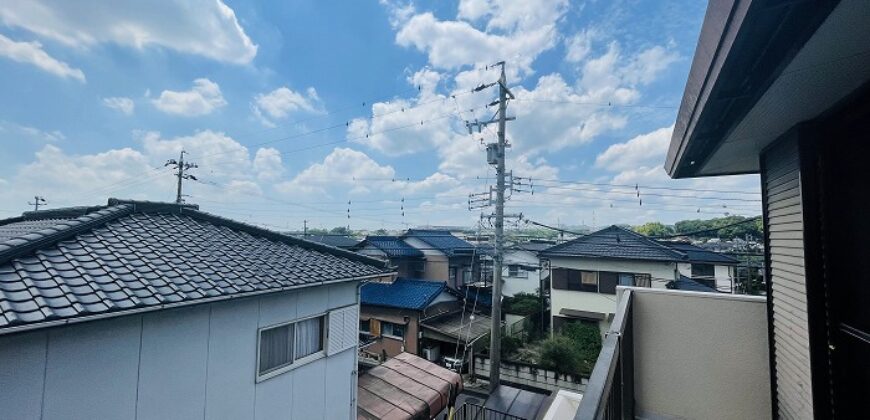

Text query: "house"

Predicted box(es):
[359, 278, 457, 359]
[540, 225, 737, 333]
[359, 278, 492, 365]
[353, 236, 425, 278]
[574, 1, 870, 418]
[402, 229, 479, 288]
[501, 241, 552, 297]
[0, 199, 392, 420]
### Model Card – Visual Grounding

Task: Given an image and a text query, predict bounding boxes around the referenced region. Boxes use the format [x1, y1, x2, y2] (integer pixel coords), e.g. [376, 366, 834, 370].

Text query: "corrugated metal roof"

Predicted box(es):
[361, 278, 446, 311]
[357, 352, 462, 420]
[0, 199, 389, 332]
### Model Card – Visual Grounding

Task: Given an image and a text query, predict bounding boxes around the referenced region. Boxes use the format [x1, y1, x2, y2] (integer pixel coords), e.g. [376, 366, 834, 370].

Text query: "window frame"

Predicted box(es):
[381, 321, 406, 340]
[255, 312, 328, 383]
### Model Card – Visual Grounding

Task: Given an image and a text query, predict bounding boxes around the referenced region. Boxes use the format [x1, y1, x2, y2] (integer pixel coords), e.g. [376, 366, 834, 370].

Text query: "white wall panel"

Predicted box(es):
[0, 331, 47, 419]
[205, 298, 259, 420]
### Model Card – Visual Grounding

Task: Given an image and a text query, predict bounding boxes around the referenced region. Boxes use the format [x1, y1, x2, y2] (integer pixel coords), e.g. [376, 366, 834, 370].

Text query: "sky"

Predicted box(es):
[0, 0, 762, 232]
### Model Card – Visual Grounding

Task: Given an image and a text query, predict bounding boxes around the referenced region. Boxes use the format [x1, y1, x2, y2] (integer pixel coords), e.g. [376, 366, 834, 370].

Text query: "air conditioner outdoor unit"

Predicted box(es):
[422, 346, 440, 362]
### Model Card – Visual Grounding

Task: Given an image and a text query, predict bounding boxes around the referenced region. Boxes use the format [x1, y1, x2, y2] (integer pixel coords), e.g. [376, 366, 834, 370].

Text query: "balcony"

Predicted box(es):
[575, 287, 771, 420]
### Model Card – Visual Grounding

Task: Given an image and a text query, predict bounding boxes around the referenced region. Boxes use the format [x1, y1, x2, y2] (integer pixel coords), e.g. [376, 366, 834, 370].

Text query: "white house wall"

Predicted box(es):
[676, 262, 734, 293]
[502, 249, 540, 297]
[403, 237, 449, 281]
[0, 282, 360, 420]
[549, 257, 675, 334]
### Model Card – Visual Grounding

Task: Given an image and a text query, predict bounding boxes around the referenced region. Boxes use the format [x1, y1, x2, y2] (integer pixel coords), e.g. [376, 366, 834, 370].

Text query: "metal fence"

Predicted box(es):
[452, 402, 527, 420]
[574, 290, 635, 420]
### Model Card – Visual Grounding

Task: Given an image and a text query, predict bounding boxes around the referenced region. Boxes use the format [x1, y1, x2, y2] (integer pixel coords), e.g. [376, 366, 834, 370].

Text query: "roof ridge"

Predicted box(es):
[0, 204, 133, 266]
[614, 226, 687, 258]
[184, 208, 391, 270]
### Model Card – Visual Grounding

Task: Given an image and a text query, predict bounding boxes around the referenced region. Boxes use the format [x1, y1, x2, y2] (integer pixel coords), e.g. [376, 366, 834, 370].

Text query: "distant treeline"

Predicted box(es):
[633, 215, 764, 240]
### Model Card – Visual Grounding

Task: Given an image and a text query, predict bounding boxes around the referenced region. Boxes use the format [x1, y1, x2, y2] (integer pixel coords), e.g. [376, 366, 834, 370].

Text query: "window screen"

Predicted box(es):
[259, 323, 294, 375]
[618, 273, 635, 286]
[599, 272, 618, 294]
[634, 273, 651, 288]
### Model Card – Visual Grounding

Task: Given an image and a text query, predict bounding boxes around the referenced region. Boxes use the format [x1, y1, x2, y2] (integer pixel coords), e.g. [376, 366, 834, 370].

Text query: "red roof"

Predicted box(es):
[357, 352, 463, 420]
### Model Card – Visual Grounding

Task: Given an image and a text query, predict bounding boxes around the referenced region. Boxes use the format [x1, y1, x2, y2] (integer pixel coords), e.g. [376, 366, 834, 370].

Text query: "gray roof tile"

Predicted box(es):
[0, 199, 389, 332]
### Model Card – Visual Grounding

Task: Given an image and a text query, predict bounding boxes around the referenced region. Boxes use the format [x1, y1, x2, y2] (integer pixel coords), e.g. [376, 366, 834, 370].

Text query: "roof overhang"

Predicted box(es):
[666, 0, 870, 178]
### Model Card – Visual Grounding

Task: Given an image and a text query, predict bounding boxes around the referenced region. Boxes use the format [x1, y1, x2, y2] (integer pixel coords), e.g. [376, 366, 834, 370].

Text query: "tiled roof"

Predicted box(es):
[360, 278, 446, 311]
[670, 275, 719, 293]
[358, 236, 424, 258]
[0, 199, 390, 333]
[541, 225, 685, 262]
[403, 229, 475, 257]
[658, 241, 739, 265]
[513, 241, 555, 253]
[302, 235, 361, 249]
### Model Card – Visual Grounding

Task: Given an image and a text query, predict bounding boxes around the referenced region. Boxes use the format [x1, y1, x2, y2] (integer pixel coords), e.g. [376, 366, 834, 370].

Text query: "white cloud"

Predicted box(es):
[0, 0, 257, 64]
[252, 87, 322, 127]
[0, 120, 65, 142]
[565, 28, 596, 63]
[252, 147, 284, 181]
[595, 125, 674, 171]
[139, 129, 250, 177]
[102, 97, 135, 115]
[0, 33, 84, 82]
[277, 148, 396, 196]
[151, 78, 226, 117]
[457, 0, 568, 32]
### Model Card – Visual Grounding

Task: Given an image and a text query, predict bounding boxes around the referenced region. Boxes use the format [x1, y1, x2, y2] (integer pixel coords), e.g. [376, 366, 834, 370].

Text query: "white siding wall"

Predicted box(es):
[0, 282, 360, 420]
[502, 249, 540, 297]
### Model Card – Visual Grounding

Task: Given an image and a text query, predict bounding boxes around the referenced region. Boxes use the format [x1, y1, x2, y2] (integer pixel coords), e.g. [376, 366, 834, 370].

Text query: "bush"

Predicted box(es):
[559, 323, 602, 376]
[501, 336, 523, 358]
[538, 336, 583, 375]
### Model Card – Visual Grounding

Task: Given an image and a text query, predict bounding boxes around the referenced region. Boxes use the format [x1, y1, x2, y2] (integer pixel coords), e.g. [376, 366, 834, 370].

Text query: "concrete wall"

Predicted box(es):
[473, 356, 587, 394]
[0, 282, 361, 420]
[502, 249, 540, 297]
[549, 257, 674, 333]
[627, 287, 771, 420]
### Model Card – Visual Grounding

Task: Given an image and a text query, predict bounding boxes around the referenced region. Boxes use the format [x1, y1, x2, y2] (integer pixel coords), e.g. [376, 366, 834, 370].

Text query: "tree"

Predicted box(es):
[329, 226, 351, 235]
[633, 222, 674, 237]
[559, 323, 602, 376]
[502, 292, 540, 316]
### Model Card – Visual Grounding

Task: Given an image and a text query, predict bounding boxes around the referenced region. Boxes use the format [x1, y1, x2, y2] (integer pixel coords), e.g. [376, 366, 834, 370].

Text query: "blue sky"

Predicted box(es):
[0, 0, 761, 231]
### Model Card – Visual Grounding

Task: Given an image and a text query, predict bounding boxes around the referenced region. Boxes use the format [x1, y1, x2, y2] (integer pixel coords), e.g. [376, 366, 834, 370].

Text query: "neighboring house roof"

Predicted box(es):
[669, 275, 719, 293]
[360, 278, 447, 311]
[541, 225, 685, 262]
[660, 241, 739, 265]
[513, 241, 555, 253]
[356, 236, 424, 258]
[0, 199, 390, 333]
[403, 229, 475, 257]
[449, 286, 492, 309]
[301, 235, 360, 249]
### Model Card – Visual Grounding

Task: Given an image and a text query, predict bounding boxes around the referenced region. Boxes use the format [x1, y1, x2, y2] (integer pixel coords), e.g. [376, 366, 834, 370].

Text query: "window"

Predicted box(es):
[551, 269, 597, 292]
[258, 314, 326, 380]
[692, 264, 715, 279]
[634, 273, 652, 288]
[507, 265, 528, 278]
[618, 273, 635, 286]
[382, 322, 405, 339]
[599, 272, 618, 294]
[448, 266, 457, 283]
[359, 319, 371, 334]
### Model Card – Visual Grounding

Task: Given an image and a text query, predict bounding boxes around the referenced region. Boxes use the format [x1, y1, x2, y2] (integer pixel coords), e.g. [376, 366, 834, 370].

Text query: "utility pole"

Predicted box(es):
[165, 150, 198, 204]
[28, 196, 47, 211]
[466, 61, 516, 392]
[303, 220, 308, 236]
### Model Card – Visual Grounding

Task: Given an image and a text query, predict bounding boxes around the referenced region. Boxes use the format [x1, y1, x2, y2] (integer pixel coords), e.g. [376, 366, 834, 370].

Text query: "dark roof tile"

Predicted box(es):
[361, 278, 448, 311]
[541, 225, 686, 262]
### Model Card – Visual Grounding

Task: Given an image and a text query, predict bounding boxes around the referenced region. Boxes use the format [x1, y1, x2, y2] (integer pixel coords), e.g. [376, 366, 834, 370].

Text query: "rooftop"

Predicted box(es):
[300, 234, 361, 249]
[0, 199, 390, 334]
[541, 225, 685, 262]
[659, 241, 739, 265]
[360, 278, 446, 311]
[403, 229, 475, 257]
[357, 236, 424, 258]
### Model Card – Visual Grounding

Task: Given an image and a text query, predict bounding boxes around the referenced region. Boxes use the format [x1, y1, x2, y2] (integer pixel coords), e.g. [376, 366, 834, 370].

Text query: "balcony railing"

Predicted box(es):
[574, 290, 634, 420]
[453, 402, 527, 420]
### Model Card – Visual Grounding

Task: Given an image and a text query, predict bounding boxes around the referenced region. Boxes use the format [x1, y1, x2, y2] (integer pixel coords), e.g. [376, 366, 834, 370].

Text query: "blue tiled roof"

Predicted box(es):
[541, 225, 685, 262]
[658, 241, 739, 265]
[360, 278, 447, 310]
[669, 275, 719, 292]
[360, 236, 424, 258]
[403, 229, 475, 257]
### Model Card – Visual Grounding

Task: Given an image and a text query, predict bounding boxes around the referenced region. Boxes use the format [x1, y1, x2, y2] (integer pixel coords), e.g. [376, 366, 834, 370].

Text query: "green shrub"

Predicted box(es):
[501, 336, 523, 358]
[538, 336, 583, 375]
[559, 322, 602, 376]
